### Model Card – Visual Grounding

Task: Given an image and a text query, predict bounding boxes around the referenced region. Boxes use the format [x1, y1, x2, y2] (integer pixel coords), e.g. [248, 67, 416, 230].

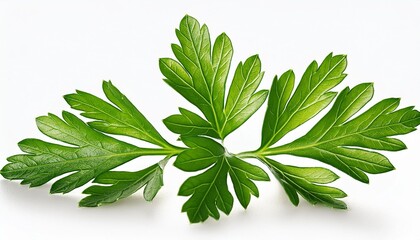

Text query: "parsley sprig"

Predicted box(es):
[2, 15, 419, 223]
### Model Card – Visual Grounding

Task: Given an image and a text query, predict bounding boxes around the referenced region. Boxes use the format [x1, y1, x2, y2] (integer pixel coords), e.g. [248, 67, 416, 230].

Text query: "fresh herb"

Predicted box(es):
[2, 15, 419, 223]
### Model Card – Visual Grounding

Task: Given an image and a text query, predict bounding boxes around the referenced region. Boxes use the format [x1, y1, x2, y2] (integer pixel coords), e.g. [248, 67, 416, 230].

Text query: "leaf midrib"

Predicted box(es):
[3, 149, 168, 174]
[262, 57, 345, 149]
[265, 112, 417, 155]
[184, 20, 222, 134]
[190, 159, 226, 221]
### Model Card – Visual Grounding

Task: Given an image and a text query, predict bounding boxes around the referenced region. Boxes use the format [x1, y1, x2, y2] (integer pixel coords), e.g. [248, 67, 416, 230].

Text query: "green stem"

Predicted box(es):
[158, 154, 175, 169]
[236, 141, 298, 159]
[137, 146, 185, 156]
[235, 150, 260, 159]
[259, 146, 290, 156]
[235, 145, 290, 160]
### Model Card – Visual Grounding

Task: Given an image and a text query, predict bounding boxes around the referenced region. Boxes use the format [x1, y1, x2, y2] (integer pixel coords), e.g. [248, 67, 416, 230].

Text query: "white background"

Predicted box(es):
[1, 1, 420, 239]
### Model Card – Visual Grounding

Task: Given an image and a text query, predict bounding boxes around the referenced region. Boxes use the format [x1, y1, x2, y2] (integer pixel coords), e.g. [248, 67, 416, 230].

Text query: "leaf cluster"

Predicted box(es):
[2, 15, 419, 223]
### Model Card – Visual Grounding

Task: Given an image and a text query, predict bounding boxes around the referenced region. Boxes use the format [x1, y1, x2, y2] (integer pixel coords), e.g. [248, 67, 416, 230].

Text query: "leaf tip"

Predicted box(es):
[79, 199, 98, 208]
[240, 202, 249, 210]
[0, 168, 6, 177]
[49, 188, 61, 194]
[390, 164, 396, 171]
[334, 202, 348, 210]
[34, 114, 47, 123]
[252, 54, 260, 60]
[50, 182, 69, 194]
[17, 138, 31, 148]
[63, 93, 74, 103]
[362, 177, 370, 184]
[102, 80, 113, 90]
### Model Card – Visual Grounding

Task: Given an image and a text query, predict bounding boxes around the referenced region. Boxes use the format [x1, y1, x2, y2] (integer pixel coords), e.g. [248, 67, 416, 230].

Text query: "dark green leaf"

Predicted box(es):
[178, 156, 233, 223]
[227, 156, 269, 208]
[176, 136, 269, 223]
[174, 136, 224, 172]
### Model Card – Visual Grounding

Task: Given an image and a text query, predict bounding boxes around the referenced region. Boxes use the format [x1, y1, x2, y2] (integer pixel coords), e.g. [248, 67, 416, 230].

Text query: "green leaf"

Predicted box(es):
[178, 156, 233, 223]
[265, 158, 347, 209]
[80, 160, 166, 207]
[163, 108, 219, 138]
[222, 55, 268, 136]
[176, 136, 269, 223]
[160, 15, 267, 139]
[159, 15, 230, 132]
[64, 81, 171, 148]
[1, 112, 172, 194]
[265, 83, 420, 182]
[261, 53, 347, 148]
[227, 156, 269, 208]
[174, 136, 224, 172]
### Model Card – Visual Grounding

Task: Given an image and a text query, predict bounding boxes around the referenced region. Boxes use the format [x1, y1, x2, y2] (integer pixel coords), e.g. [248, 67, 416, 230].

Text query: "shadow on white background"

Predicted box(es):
[1, 179, 391, 240]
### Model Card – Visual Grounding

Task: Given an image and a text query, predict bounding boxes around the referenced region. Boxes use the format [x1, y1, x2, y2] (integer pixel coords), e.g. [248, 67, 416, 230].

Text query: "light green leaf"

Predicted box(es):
[178, 156, 233, 223]
[80, 161, 165, 207]
[227, 156, 269, 208]
[261, 53, 347, 148]
[161, 15, 266, 139]
[212, 32, 234, 119]
[265, 83, 420, 182]
[223, 55, 268, 137]
[64, 80, 171, 148]
[265, 158, 347, 209]
[1, 112, 172, 194]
